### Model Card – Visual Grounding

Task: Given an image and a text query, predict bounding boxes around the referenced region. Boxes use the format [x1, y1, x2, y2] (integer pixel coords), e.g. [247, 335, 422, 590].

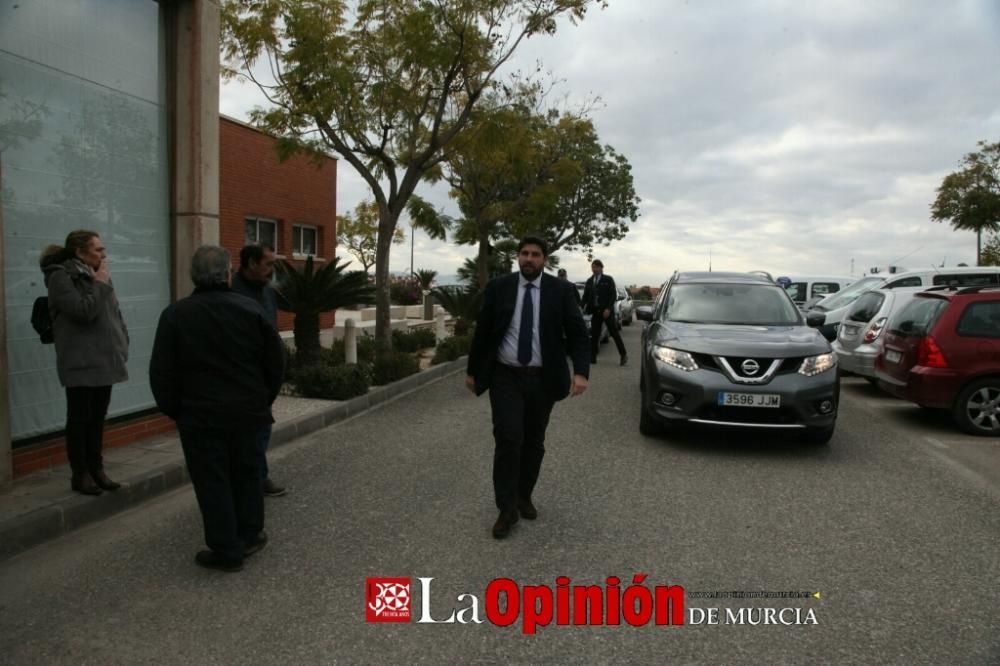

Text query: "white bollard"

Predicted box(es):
[344, 318, 357, 364]
[435, 311, 448, 341]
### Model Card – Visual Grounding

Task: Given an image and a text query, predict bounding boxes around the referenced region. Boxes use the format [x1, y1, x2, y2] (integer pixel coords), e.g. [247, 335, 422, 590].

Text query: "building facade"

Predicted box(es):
[219, 116, 338, 332]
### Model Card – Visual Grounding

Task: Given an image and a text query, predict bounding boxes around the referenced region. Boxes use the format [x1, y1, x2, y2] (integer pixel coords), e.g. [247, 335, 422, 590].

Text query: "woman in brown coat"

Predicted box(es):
[40, 230, 129, 495]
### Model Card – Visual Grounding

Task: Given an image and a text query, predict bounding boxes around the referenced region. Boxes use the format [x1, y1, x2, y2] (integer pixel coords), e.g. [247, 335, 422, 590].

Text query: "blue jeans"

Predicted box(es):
[257, 424, 272, 481]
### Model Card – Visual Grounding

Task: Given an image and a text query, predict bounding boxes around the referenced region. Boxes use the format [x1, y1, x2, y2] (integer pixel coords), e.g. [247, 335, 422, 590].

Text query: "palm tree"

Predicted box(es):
[430, 285, 484, 336]
[413, 268, 438, 291]
[274, 256, 375, 366]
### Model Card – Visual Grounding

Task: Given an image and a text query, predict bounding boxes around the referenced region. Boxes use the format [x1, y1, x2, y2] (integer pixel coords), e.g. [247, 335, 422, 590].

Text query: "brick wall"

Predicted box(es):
[219, 116, 339, 331]
[13, 415, 176, 477]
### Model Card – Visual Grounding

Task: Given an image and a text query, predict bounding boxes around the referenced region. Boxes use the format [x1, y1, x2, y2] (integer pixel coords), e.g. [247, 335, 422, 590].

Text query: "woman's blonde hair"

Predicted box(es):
[39, 230, 100, 269]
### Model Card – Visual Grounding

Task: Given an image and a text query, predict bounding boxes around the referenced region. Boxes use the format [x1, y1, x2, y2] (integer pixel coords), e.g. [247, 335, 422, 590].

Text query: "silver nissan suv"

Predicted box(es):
[636, 272, 839, 444]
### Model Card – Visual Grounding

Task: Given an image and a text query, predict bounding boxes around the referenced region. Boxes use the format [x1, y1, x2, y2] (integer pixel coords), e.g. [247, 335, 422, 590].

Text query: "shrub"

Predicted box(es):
[328, 334, 377, 364]
[293, 363, 370, 400]
[392, 327, 436, 352]
[389, 275, 423, 305]
[372, 351, 420, 385]
[432, 334, 472, 365]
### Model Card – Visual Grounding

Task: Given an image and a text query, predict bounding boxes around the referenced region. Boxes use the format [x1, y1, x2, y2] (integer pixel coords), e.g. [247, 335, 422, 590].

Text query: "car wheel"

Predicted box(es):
[639, 401, 664, 436]
[803, 424, 834, 445]
[952, 378, 1000, 436]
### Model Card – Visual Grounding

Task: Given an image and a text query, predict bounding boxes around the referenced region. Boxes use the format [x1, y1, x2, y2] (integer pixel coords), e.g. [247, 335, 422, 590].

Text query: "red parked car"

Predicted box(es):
[875, 286, 1000, 435]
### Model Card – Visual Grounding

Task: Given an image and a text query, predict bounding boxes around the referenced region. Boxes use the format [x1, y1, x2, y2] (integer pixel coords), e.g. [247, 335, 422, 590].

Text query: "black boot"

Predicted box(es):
[91, 469, 121, 491]
[71, 472, 103, 496]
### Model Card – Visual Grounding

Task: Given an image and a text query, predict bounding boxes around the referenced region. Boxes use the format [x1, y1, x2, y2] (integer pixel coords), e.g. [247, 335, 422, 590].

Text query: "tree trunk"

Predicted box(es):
[294, 311, 321, 367]
[977, 228, 982, 266]
[374, 207, 403, 355]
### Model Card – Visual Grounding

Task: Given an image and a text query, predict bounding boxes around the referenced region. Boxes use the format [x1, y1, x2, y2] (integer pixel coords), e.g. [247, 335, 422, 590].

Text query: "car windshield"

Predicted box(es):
[812, 276, 884, 311]
[846, 291, 886, 323]
[664, 283, 801, 325]
[888, 296, 948, 337]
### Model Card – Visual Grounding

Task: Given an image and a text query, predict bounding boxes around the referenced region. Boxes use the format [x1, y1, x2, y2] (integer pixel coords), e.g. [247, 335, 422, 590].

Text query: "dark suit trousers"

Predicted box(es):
[590, 312, 627, 359]
[179, 425, 264, 561]
[64, 385, 112, 475]
[489, 364, 555, 514]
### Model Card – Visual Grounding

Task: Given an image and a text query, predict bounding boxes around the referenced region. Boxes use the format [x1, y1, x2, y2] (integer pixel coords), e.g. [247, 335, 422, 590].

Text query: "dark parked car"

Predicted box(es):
[636, 272, 839, 444]
[874, 286, 1000, 435]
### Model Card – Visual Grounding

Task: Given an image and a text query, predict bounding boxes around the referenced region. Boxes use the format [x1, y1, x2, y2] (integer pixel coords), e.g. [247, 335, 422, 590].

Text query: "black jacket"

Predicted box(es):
[231, 270, 279, 329]
[467, 272, 590, 401]
[581, 273, 618, 315]
[149, 285, 285, 429]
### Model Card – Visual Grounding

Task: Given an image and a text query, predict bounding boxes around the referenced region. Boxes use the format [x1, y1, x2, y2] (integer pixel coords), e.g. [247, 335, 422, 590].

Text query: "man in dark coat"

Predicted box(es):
[466, 236, 590, 539]
[580, 259, 628, 365]
[231, 243, 286, 497]
[150, 245, 284, 572]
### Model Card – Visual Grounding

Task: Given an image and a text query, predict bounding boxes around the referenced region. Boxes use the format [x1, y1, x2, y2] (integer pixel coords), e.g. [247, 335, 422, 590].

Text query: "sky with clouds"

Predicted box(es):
[220, 0, 1000, 288]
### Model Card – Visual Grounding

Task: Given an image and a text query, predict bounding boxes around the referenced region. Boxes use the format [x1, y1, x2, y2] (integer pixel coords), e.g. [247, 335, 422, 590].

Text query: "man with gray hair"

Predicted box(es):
[150, 245, 284, 572]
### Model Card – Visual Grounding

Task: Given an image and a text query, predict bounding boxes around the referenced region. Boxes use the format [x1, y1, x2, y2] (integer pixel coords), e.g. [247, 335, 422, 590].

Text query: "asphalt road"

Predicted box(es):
[1, 325, 997, 665]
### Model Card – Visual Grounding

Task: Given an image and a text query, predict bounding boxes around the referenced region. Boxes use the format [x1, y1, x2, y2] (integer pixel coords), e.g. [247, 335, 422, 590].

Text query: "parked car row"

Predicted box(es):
[812, 267, 1000, 436]
[632, 265, 1000, 442]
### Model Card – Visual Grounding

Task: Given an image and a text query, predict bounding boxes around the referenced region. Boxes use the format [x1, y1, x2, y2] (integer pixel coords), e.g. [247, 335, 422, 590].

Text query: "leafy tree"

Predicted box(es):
[931, 140, 1000, 265]
[981, 233, 1000, 267]
[274, 256, 375, 366]
[221, 0, 599, 353]
[509, 113, 640, 255]
[338, 200, 405, 274]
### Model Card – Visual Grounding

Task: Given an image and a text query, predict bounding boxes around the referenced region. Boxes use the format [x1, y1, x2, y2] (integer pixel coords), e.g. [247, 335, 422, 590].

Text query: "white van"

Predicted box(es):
[779, 276, 855, 308]
[806, 266, 1000, 341]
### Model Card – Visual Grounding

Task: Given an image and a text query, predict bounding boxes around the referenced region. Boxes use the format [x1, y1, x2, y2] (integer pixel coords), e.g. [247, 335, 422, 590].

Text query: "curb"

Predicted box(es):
[0, 357, 467, 562]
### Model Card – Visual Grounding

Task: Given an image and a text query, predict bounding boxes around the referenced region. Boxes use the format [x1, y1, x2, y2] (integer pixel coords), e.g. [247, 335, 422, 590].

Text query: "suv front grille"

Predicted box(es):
[694, 404, 800, 425]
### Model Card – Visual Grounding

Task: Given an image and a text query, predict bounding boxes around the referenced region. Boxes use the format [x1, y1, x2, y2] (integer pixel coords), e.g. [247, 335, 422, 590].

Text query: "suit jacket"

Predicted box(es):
[467, 272, 590, 401]
[581, 273, 618, 315]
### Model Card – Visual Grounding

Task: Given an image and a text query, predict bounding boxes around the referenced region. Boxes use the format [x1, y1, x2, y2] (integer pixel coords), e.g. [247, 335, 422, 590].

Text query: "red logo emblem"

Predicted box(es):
[366, 577, 412, 622]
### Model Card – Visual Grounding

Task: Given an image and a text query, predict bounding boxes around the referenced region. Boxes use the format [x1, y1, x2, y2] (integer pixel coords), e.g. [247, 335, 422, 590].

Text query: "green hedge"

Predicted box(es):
[372, 351, 421, 385]
[392, 327, 436, 352]
[432, 334, 472, 365]
[293, 363, 370, 400]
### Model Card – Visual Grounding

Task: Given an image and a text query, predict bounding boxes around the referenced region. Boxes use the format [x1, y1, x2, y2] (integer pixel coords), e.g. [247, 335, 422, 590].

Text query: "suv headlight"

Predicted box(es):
[652, 346, 699, 371]
[798, 352, 837, 377]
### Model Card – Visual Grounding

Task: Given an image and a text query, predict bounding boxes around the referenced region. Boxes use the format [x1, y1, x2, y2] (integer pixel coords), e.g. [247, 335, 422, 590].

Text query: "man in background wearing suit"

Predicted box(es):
[466, 236, 590, 539]
[581, 259, 628, 366]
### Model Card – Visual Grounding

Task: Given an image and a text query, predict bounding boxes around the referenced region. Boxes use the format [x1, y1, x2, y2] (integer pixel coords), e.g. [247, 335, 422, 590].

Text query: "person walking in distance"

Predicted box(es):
[466, 236, 590, 539]
[231, 243, 286, 498]
[40, 230, 129, 495]
[149, 246, 284, 572]
[580, 259, 628, 366]
[557, 268, 583, 308]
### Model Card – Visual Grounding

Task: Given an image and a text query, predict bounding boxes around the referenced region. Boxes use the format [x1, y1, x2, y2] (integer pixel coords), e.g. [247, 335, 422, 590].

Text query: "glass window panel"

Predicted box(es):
[2, 0, 169, 440]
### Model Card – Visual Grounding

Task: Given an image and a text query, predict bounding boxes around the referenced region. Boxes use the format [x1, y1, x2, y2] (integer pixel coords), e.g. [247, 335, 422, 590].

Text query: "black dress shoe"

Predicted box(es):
[263, 479, 287, 497]
[243, 531, 269, 557]
[517, 498, 538, 520]
[91, 469, 122, 491]
[195, 550, 244, 573]
[492, 511, 519, 539]
[71, 473, 103, 496]
[620, 355, 628, 367]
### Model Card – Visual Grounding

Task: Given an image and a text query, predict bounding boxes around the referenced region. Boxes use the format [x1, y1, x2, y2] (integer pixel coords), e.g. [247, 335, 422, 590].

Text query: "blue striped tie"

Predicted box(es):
[518, 284, 534, 366]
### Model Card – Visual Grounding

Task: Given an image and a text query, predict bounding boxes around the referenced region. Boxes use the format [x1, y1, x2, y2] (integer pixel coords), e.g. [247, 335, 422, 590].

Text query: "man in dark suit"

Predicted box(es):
[466, 236, 590, 539]
[580, 259, 628, 366]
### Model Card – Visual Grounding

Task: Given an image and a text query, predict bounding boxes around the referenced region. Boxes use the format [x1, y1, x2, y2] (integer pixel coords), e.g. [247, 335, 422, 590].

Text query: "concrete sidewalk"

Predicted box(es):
[0, 358, 466, 562]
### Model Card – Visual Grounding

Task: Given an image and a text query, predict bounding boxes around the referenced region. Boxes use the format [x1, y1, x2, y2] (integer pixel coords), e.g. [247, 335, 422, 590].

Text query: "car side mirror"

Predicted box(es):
[805, 311, 825, 328]
[635, 306, 653, 322]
